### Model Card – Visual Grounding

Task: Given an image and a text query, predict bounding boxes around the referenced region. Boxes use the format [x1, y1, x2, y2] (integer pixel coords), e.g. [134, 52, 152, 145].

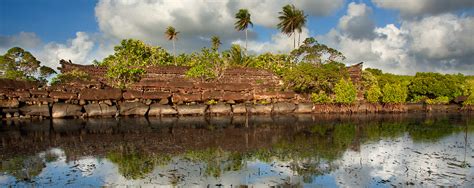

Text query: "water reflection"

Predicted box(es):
[0, 113, 473, 187]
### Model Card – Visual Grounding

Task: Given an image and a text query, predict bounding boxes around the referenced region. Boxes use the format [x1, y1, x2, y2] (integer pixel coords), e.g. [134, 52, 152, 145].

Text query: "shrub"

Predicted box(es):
[410, 95, 428, 103]
[206, 99, 218, 105]
[408, 72, 465, 101]
[365, 85, 382, 103]
[425, 96, 450, 105]
[463, 95, 474, 106]
[334, 78, 356, 104]
[382, 83, 407, 104]
[311, 91, 332, 104]
[50, 69, 90, 85]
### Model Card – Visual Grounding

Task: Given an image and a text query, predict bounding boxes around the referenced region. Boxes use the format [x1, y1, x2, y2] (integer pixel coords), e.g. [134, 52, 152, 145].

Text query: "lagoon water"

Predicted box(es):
[0, 113, 473, 187]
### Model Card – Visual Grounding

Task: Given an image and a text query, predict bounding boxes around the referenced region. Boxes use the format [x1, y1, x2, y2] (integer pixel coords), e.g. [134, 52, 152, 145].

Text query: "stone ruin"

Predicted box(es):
[2, 60, 415, 119]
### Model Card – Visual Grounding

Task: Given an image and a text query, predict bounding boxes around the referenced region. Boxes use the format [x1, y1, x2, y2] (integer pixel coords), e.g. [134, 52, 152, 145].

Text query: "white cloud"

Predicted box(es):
[234, 28, 310, 54]
[372, 0, 474, 18]
[0, 32, 42, 52]
[320, 3, 474, 74]
[94, 0, 344, 53]
[338, 2, 376, 40]
[39, 32, 95, 68]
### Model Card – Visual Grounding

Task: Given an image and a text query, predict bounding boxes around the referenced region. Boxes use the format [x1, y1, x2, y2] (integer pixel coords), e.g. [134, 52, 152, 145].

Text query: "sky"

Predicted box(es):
[0, 0, 473, 75]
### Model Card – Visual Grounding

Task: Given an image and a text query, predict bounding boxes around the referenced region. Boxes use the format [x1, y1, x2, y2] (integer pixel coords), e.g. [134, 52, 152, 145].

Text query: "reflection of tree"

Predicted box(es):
[107, 146, 171, 180]
[0, 155, 45, 181]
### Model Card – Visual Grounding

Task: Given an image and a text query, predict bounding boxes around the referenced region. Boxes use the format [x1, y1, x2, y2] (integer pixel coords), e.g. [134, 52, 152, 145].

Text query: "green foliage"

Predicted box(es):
[206, 99, 218, 105]
[311, 91, 332, 104]
[334, 78, 356, 104]
[0, 47, 55, 85]
[50, 69, 90, 85]
[425, 96, 450, 105]
[361, 70, 378, 89]
[246, 52, 292, 76]
[100, 39, 172, 88]
[290, 37, 345, 64]
[185, 48, 222, 81]
[283, 62, 348, 94]
[408, 72, 465, 101]
[223, 44, 247, 66]
[382, 83, 407, 104]
[365, 85, 382, 103]
[463, 95, 474, 106]
[410, 95, 428, 103]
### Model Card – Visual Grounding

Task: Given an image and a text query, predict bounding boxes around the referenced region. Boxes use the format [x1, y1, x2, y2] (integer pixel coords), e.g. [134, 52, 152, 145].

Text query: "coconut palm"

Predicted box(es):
[277, 4, 300, 49]
[211, 35, 222, 52]
[295, 9, 307, 47]
[165, 26, 179, 65]
[234, 9, 253, 54]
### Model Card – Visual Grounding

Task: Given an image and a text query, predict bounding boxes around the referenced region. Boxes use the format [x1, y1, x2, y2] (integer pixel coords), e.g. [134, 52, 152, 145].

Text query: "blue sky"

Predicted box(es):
[0, 0, 473, 74]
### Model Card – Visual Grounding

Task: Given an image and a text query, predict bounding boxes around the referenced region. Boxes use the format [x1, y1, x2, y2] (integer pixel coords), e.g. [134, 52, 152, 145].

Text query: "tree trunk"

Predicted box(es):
[293, 32, 296, 49]
[173, 39, 176, 66]
[298, 32, 301, 47]
[245, 29, 248, 55]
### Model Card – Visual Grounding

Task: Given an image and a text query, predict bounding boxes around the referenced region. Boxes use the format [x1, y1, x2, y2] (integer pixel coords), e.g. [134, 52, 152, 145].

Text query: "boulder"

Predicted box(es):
[20, 105, 50, 117]
[172, 93, 202, 103]
[272, 102, 296, 113]
[84, 103, 117, 117]
[208, 104, 232, 114]
[52, 103, 83, 118]
[148, 104, 177, 116]
[294, 103, 313, 113]
[232, 104, 247, 114]
[406, 103, 424, 112]
[176, 104, 207, 115]
[248, 104, 273, 114]
[0, 99, 19, 108]
[119, 102, 149, 116]
[122, 90, 142, 100]
[142, 91, 171, 100]
[223, 92, 252, 102]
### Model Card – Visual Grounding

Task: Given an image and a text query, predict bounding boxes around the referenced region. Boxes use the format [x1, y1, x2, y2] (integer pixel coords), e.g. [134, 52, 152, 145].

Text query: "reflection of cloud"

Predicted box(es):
[333, 133, 474, 187]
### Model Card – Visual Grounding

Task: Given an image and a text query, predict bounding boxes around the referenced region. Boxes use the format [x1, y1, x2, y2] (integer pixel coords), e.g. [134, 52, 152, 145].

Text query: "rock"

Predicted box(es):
[144, 99, 152, 106]
[119, 102, 149, 116]
[5, 113, 12, 118]
[294, 103, 313, 113]
[122, 90, 142, 100]
[159, 98, 169, 105]
[0, 99, 19, 108]
[227, 100, 236, 104]
[20, 105, 50, 117]
[80, 88, 122, 100]
[104, 100, 113, 106]
[172, 93, 202, 103]
[406, 103, 424, 112]
[232, 104, 247, 114]
[176, 104, 207, 115]
[84, 103, 117, 117]
[272, 102, 296, 113]
[223, 92, 252, 102]
[49, 91, 77, 100]
[208, 104, 232, 114]
[52, 103, 83, 118]
[148, 104, 177, 116]
[13, 112, 19, 117]
[79, 99, 86, 105]
[142, 91, 171, 100]
[248, 104, 273, 114]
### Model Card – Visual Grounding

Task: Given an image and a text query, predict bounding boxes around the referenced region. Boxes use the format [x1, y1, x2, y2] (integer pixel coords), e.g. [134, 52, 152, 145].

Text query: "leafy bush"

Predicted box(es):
[311, 91, 332, 104]
[408, 72, 465, 101]
[410, 95, 428, 103]
[365, 85, 382, 103]
[51, 69, 90, 85]
[246, 53, 292, 76]
[425, 96, 450, 105]
[206, 99, 218, 105]
[283, 62, 348, 93]
[463, 95, 474, 106]
[334, 78, 356, 104]
[382, 83, 407, 104]
[185, 48, 222, 81]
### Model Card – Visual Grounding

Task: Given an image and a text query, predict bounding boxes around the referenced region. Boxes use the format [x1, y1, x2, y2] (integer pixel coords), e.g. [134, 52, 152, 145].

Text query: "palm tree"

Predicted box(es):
[277, 4, 299, 49]
[165, 26, 179, 65]
[234, 9, 253, 54]
[295, 9, 307, 47]
[211, 35, 222, 52]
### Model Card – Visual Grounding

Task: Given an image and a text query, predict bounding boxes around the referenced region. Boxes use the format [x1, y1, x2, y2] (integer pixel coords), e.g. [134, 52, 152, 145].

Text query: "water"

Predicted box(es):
[0, 113, 473, 187]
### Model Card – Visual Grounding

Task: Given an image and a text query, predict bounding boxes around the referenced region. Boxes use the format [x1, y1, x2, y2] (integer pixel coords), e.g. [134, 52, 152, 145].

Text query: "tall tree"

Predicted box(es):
[277, 4, 299, 49]
[165, 26, 180, 65]
[295, 9, 307, 47]
[211, 35, 222, 52]
[234, 9, 253, 54]
[0, 47, 56, 85]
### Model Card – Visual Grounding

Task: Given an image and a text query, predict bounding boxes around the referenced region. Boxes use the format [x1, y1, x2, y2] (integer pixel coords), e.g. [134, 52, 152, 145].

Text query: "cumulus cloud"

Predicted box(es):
[372, 0, 474, 18]
[94, 0, 344, 53]
[0, 32, 42, 52]
[234, 28, 311, 54]
[338, 2, 376, 40]
[38, 32, 95, 68]
[320, 2, 474, 74]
